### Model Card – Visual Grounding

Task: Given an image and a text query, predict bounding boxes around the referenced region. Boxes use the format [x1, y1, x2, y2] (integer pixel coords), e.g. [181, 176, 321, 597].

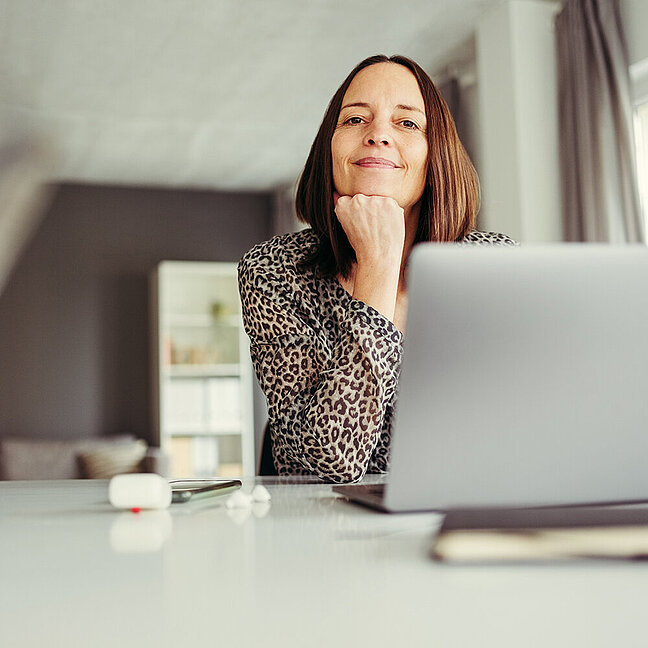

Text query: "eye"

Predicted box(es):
[399, 119, 419, 130]
[343, 116, 365, 125]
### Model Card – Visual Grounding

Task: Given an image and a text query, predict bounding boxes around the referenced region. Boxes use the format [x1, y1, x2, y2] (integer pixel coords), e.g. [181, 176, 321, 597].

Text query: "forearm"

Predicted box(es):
[239, 252, 402, 483]
[335, 194, 405, 324]
[351, 256, 400, 324]
[254, 302, 402, 483]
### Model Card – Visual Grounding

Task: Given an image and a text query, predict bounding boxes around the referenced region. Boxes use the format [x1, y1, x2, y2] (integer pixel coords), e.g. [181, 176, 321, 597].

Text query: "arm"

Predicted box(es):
[239, 252, 402, 483]
[334, 194, 405, 326]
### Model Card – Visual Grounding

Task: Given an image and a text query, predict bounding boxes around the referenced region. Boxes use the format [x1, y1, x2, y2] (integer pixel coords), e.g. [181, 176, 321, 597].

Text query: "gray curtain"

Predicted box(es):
[556, 0, 644, 243]
[438, 76, 468, 152]
[438, 77, 461, 124]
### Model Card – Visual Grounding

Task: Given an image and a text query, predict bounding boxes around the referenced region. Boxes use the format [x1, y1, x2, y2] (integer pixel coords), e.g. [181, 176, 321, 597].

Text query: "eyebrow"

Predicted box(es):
[340, 102, 425, 115]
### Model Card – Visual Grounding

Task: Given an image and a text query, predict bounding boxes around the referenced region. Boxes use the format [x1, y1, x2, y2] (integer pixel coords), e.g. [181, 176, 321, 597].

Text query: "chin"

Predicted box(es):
[350, 184, 398, 199]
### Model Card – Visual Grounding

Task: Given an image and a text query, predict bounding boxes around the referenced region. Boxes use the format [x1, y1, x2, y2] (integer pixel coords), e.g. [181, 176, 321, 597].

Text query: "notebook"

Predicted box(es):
[334, 243, 648, 512]
[431, 505, 648, 562]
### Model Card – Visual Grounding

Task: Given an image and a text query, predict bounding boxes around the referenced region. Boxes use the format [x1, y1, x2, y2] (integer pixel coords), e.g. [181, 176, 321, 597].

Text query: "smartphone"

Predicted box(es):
[169, 479, 242, 503]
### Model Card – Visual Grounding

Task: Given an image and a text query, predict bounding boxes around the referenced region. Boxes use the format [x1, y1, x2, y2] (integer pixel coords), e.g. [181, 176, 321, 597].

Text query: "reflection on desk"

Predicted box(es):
[1, 477, 647, 648]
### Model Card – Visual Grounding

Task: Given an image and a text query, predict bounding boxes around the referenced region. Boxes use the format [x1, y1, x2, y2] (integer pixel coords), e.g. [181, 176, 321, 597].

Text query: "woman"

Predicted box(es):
[238, 54, 515, 483]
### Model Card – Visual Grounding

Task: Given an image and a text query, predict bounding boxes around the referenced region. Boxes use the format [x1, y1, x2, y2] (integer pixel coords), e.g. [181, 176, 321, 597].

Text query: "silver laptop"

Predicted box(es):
[334, 243, 648, 512]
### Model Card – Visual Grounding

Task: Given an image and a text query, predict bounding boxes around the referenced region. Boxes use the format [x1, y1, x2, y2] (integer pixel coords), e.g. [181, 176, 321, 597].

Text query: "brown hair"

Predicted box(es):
[296, 54, 479, 278]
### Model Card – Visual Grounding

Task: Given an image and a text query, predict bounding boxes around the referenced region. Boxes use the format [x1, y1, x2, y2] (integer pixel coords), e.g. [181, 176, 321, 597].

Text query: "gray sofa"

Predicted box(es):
[0, 435, 169, 480]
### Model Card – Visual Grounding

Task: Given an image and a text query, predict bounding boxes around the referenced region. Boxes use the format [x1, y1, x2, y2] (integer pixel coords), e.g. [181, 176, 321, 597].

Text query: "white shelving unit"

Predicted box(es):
[150, 261, 255, 478]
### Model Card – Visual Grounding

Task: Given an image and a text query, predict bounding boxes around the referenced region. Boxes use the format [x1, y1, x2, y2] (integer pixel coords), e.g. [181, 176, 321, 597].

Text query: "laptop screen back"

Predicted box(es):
[385, 244, 648, 511]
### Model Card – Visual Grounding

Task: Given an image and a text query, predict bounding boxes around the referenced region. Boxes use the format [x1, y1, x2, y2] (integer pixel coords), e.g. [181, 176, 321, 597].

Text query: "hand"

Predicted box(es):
[334, 193, 406, 268]
[333, 193, 405, 325]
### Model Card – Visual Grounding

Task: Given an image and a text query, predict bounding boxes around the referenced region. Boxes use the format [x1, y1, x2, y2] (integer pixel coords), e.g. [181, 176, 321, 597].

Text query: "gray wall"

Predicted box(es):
[0, 183, 272, 443]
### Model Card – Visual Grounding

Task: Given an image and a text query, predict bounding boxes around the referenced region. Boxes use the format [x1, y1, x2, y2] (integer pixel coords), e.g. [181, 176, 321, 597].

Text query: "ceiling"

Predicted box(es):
[0, 0, 509, 192]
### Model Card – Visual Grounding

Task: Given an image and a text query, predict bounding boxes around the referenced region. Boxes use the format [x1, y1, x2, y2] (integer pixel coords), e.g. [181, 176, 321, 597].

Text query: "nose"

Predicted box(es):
[365, 121, 390, 146]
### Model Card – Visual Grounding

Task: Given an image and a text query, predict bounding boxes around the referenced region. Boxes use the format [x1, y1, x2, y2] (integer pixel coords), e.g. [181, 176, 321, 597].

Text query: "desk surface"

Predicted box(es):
[1, 477, 646, 648]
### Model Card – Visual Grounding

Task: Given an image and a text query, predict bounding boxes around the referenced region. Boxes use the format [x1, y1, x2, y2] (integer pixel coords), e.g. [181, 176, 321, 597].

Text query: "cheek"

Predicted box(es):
[408, 145, 428, 187]
[331, 136, 349, 187]
[331, 133, 349, 160]
[331, 137, 341, 169]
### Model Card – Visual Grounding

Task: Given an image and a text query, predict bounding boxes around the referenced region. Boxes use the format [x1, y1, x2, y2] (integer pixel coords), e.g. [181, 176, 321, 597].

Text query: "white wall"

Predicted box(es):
[476, 0, 562, 243]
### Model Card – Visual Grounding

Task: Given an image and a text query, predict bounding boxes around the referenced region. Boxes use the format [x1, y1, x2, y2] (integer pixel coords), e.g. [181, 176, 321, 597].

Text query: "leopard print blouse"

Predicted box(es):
[238, 228, 517, 483]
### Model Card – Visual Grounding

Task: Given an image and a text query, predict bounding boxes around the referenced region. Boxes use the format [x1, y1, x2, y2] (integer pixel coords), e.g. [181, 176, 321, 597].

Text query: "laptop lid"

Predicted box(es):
[383, 244, 648, 512]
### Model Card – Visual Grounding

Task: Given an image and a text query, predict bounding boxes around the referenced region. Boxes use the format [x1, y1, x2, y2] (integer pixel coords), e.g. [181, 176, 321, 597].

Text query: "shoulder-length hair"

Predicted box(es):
[296, 54, 479, 278]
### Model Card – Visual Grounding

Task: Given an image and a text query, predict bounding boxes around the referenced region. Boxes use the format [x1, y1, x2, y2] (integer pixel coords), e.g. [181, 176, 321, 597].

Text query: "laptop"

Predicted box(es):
[334, 243, 648, 512]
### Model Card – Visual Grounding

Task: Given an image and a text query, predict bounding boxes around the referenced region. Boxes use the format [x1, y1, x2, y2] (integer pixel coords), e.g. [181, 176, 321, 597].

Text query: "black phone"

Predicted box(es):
[169, 479, 242, 503]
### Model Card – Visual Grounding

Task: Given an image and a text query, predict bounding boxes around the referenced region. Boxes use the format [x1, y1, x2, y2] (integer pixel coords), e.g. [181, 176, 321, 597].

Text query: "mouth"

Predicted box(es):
[353, 157, 400, 169]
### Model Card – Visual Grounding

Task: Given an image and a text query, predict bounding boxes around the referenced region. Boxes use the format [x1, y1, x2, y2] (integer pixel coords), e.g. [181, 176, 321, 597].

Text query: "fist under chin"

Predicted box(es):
[337, 193, 403, 208]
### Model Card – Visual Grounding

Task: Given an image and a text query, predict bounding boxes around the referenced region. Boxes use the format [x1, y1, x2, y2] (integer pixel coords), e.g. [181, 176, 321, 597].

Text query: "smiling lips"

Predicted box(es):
[353, 157, 400, 168]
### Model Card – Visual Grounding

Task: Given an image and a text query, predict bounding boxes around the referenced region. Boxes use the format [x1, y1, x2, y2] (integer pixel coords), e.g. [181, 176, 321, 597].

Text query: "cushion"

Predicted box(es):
[77, 439, 148, 479]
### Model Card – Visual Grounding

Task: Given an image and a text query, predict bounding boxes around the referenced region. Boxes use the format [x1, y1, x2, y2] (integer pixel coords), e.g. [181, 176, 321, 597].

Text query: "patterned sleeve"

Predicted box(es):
[461, 230, 519, 246]
[238, 248, 402, 484]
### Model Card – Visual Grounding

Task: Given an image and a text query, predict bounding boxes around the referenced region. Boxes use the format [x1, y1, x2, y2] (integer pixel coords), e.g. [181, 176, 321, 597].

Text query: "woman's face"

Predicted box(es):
[331, 62, 428, 214]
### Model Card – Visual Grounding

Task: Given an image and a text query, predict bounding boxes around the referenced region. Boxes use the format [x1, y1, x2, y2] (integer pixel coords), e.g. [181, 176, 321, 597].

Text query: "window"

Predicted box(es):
[634, 100, 648, 230]
[632, 55, 648, 236]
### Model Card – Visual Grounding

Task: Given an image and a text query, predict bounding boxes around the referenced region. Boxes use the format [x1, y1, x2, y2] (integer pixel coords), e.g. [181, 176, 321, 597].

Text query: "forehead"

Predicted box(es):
[342, 62, 424, 109]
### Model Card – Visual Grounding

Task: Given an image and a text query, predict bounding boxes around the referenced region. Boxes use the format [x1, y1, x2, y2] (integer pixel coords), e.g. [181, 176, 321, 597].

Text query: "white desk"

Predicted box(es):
[1, 478, 646, 648]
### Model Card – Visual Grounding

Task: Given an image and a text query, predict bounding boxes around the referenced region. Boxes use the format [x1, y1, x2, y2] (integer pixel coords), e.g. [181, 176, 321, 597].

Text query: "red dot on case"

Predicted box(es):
[131, 507, 141, 513]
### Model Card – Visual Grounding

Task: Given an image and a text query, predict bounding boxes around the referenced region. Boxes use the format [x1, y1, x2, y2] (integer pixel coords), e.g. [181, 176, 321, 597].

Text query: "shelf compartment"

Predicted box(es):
[151, 260, 256, 479]
[164, 363, 242, 378]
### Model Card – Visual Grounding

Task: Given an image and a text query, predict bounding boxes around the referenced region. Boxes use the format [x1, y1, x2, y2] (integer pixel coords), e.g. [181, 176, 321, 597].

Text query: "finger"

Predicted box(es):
[334, 195, 352, 213]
